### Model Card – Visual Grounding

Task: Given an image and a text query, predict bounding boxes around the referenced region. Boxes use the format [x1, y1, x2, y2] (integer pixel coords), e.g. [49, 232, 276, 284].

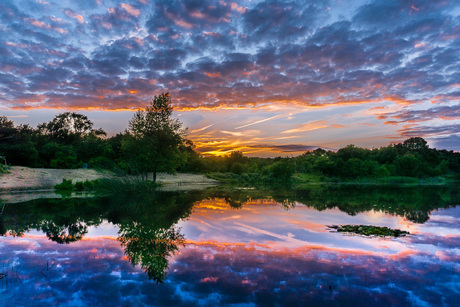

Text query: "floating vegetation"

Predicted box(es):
[328, 225, 410, 237]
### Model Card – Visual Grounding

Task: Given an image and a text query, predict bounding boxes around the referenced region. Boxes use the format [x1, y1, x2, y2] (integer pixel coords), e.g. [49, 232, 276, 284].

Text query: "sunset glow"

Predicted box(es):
[1, 0, 459, 155]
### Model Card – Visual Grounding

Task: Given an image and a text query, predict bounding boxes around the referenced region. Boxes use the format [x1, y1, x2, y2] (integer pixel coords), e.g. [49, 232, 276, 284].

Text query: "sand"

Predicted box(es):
[0, 166, 218, 203]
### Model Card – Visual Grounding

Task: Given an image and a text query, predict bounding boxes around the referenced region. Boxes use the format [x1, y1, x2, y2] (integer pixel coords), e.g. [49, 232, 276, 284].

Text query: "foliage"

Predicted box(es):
[118, 224, 185, 283]
[75, 181, 85, 191]
[88, 156, 117, 170]
[55, 179, 74, 191]
[0, 163, 9, 174]
[40, 220, 88, 244]
[403, 137, 428, 151]
[123, 93, 187, 182]
[0, 109, 459, 186]
[37, 112, 104, 144]
[94, 178, 160, 195]
[268, 160, 295, 184]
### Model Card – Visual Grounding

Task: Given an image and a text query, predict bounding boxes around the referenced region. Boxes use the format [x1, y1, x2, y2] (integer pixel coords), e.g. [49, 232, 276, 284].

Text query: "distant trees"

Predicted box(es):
[0, 94, 190, 178]
[38, 112, 106, 144]
[1, 112, 108, 169]
[1, 107, 459, 185]
[123, 93, 187, 182]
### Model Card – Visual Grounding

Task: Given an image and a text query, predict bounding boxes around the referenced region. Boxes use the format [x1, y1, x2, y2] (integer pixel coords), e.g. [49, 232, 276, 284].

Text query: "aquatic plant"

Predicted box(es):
[328, 224, 410, 237]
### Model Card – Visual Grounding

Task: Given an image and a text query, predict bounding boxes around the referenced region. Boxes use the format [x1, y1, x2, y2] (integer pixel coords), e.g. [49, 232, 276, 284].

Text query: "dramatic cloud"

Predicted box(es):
[1, 0, 459, 153]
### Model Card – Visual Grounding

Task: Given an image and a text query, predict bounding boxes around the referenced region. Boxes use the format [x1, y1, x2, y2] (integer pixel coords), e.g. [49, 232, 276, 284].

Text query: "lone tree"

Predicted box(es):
[123, 93, 187, 182]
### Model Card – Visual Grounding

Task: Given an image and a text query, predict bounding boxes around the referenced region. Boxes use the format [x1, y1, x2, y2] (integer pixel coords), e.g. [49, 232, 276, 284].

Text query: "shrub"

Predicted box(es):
[88, 156, 117, 170]
[75, 181, 85, 191]
[55, 179, 73, 191]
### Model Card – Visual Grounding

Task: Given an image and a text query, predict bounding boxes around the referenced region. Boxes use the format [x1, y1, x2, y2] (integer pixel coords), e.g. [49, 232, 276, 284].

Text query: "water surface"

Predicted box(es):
[1, 186, 459, 306]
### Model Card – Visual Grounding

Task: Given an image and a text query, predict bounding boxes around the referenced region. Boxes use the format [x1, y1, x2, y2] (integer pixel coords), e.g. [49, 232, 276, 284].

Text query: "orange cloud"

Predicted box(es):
[64, 10, 84, 23]
[25, 18, 68, 34]
[204, 72, 222, 78]
[168, 13, 194, 29]
[121, 3, 141, 17]
[281, 121, 329, 134]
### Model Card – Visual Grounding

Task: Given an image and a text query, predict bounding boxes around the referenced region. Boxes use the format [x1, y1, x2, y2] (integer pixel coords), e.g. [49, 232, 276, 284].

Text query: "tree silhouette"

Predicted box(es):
[123, 93, 187, 182]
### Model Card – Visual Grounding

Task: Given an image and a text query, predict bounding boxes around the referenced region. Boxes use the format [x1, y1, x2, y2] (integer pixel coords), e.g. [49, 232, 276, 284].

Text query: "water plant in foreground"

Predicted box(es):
[328, 224, 410, 237]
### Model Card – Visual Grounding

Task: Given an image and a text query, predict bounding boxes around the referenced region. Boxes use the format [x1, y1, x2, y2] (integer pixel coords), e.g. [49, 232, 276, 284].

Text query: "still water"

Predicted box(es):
[1, 186, 459, 306]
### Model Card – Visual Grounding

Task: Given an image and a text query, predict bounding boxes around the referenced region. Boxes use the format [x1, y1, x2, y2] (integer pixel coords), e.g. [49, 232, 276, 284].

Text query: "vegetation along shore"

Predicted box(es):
[1, 94, 459, 189]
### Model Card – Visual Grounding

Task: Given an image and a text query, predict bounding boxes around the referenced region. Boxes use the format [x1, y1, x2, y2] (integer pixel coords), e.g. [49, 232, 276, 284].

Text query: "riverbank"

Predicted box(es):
[0, 166, 219, 203]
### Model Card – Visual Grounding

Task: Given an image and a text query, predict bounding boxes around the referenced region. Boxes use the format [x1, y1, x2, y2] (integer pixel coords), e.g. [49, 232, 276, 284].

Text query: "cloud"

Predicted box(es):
[431, 135, 460, 151]
[397, 123, 460, 139]
[1, 0, 460, 150]
[248, 144, 329, 153]
[378, 104, 460, 123]
[282, 121, 344, 134]
[64, 9, 84, 23]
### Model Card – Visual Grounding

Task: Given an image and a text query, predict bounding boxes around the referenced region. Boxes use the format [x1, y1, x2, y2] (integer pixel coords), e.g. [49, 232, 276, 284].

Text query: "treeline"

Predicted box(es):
[0, 113, 123, 170]
[0, 94, 190, 183]
[1, 113, 459, 182]
[181, 139, 460, 184]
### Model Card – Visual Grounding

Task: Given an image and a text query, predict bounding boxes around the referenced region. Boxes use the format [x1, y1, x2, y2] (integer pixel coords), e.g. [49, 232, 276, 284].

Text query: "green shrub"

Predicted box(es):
[83, 179, 97, 190]
[0, 163, 9, 174]
[55, 179, 73, 191]
[75, 181, 85, 191]
[88, 156, 117, 170]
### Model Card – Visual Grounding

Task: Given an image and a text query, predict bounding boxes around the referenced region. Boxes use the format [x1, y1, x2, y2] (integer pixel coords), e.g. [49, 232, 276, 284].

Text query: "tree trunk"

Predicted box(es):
[153, 171, 157, 183]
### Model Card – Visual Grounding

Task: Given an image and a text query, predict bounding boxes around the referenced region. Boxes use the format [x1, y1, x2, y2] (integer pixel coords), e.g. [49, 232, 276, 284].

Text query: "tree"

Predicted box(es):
[269, 160, 295, 184]
[123, 93, 187, 182]
[0, 116, 16, 140]
[395, 153, 422, 177]
[402, 137, 428, 151]
[38, 112, 105, 144]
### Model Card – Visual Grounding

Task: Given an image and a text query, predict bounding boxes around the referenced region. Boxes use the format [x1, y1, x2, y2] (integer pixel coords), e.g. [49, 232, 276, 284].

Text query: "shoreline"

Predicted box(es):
[0, 166, 219, 203]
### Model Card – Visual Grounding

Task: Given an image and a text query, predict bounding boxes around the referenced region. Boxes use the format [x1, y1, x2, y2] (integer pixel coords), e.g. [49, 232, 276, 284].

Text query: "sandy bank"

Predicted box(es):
[0, 166, 218, 203]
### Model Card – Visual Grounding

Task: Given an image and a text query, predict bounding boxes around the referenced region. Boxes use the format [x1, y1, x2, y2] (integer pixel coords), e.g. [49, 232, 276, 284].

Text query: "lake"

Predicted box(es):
[1, 185, 459, 306]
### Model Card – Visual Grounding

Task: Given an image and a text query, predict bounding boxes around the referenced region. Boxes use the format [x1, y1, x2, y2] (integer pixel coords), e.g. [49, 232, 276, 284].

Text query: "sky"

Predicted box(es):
[0, 0, 459, 156]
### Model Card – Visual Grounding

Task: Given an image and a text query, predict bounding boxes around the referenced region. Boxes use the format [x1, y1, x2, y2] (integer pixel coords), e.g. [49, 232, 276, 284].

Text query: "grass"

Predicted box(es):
[91, 177, 162, 195]
[55, 178, 102, 192]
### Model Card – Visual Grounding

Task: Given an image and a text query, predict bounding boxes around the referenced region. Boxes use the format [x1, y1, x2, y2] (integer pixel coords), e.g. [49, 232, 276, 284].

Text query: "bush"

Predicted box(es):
[0, 163, 9, 174]
[268, 160, 295, 183]
[73, 180, 99, 191]
[75, 181, 85, 191]
[55, 179, 73, 191]
[42, 143, 78, 168]
[88, 156, 117, 170]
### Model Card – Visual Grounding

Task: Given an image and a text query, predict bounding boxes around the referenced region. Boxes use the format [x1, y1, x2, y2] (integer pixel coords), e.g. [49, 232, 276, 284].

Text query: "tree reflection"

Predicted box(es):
[40, 220, 88, 244]
[118, 223, 185, 283]
[0, 216, 6, 236]
[0, 184, 458, 283]
[201, 185, 459, 223]
[110, 191, 193, 283]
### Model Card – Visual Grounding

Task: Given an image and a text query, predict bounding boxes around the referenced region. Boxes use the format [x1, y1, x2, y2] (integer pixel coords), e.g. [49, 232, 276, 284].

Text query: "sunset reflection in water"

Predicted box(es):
[1, 194, 459, 306]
